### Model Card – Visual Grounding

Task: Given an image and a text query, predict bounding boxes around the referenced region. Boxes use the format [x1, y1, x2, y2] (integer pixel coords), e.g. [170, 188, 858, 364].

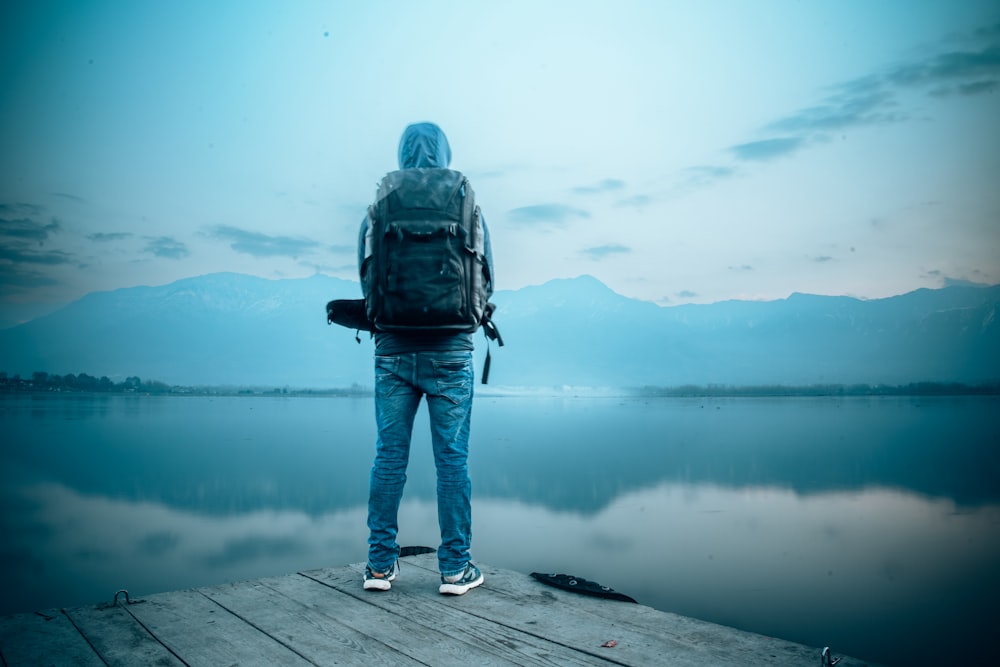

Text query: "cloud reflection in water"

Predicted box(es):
[3, 393, 997, 666]
[5, 477, 997, 666]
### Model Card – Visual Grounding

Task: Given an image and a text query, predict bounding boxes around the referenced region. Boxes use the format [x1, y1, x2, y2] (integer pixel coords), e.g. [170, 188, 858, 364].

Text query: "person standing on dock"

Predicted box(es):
[358, 122, 494, 595]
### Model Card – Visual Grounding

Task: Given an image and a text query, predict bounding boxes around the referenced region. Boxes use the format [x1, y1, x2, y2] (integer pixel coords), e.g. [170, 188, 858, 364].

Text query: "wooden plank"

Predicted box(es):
[124, 588, 314, 666]
[199, 575, 425, 666]
[63, 603, 183, 666]
[433, 562, 811, 667]
[266, 571, 548, 666]
[1, 559, 884, 667]
[320, 557, 664, 666]
[301, 560, 625, 666]
[465, 566, 882, 667]
[0, 609, 103, 667]
[340, 555, 878, 667]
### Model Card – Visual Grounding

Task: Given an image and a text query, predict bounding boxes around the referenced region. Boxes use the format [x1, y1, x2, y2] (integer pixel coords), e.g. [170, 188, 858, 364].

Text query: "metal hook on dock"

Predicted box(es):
[113, 589, 135, 606]
[821, 646, 842, 666]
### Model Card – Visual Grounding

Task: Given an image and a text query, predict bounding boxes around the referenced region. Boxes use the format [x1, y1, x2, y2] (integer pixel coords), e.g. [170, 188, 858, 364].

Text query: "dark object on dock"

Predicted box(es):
[530, 572, 638, 603]
[399, 545, 436, 557]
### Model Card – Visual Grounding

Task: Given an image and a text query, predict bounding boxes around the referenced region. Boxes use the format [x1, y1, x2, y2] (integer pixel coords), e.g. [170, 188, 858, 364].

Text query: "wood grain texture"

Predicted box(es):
[0, 557, 884, 667]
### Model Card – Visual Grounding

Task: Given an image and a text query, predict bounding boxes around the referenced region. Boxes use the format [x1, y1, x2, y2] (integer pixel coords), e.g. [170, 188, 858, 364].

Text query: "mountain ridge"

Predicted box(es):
[1, 273, 997, 388]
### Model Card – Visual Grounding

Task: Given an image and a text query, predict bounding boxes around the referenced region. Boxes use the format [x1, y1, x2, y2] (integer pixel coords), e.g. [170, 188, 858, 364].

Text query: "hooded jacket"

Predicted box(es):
[358, 122, 494, 354]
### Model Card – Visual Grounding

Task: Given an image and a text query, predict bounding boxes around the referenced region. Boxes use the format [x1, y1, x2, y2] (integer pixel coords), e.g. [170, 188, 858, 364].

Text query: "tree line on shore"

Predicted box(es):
[0, 371, 172, 394]
[0, 371, 370, 396]
[1, 369, 997, 397]
[628, 381, 1000, 397]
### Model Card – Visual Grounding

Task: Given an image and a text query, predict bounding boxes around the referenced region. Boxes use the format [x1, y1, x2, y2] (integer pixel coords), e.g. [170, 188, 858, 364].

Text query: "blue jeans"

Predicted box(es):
[367, 351, 475, 577]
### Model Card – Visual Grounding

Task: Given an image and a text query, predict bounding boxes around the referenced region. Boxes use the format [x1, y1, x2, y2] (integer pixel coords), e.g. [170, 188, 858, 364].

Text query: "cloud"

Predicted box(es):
[0, 245, 74, 265]
[675, 166, 737, 193]
[0, 204, 73, 293]
[571, 178, 625, 195]
[723, 25, 1000, 168]
[811, 255, 835, 263]
[932, 79, 998, 97]
[0, 202, 43, 217]
[972, 21, 1000, 40]
[0, 205, 71, 267]
[728, 265, 754, 272]
[581, 243, 631, 260]
[730, 137, 804, 161]
[51, 192, 88, 203]
[775, 34, 1000, 135]
[87, 232, 134, 242]
[615, 194, 653, 209]
[0, 215, 61, 243]
[507, 204, 591, 226]
[887, 44, 1000, 90]
[143, 236, 190, 259]
[923, 269, 995, 288]
[207, 225, 321, 258]
[676, 290, 698, 299]
[941, 276, 992, 288]
[766, 78, 901, 134]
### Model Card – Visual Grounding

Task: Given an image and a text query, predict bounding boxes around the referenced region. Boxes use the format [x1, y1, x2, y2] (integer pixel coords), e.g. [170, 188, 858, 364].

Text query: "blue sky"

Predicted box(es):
[1, 0, 998, 326]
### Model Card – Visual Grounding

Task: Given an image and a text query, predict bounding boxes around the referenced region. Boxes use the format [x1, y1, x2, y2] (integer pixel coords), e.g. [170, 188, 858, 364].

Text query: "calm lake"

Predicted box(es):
[2, 393, 997, 666]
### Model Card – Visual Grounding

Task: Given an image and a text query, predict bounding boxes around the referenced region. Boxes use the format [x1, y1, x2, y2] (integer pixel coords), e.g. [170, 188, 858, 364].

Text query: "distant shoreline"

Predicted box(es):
[2, 373, 997, 398]
[626, 381, 1000, 397]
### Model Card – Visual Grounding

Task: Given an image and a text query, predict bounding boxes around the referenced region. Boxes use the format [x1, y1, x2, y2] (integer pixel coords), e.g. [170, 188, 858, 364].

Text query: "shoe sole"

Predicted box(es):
[363, 578, 392, 591]
[439, 573, 484, 595]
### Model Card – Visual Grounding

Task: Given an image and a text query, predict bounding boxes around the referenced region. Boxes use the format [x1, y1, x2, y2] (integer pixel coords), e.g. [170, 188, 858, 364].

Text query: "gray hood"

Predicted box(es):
[397, 122, 452, 169]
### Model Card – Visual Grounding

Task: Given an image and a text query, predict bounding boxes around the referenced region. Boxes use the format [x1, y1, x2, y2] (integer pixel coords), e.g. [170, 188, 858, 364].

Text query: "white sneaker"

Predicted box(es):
[439, 563, 484, 595]
[363, 561, 399, 591]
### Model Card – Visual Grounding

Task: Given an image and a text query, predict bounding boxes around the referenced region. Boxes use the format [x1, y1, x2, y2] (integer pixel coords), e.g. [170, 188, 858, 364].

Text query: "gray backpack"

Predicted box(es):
[361, 168, 491, 334]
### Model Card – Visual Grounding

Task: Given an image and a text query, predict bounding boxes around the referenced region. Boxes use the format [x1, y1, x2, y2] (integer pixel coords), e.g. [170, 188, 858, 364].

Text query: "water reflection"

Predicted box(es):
[471, 395, 1000, 510]
[2, 394, 998, 666]
[1, 481, 368, 614]
[3, 478, 997, 666]
[6, 394, 998, 515]
[474, 484, 999, 667]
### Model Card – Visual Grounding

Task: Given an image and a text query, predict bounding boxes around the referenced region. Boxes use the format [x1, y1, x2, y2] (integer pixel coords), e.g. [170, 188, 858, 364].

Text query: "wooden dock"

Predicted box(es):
[0, 552, 880, 666]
